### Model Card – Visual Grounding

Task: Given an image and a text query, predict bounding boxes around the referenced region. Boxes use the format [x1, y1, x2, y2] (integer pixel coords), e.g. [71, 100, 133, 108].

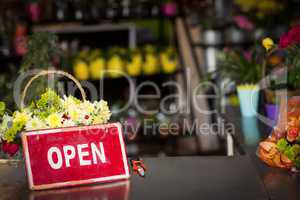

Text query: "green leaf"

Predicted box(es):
[295, 156, 300, 169]
[0, 101, 6, 116]
[20, 32, 60, 71]
[283, 144, 300, 161]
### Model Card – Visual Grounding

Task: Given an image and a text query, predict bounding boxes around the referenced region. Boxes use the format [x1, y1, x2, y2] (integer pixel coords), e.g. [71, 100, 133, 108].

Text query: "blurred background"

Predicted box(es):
[0, 0, 298, 158]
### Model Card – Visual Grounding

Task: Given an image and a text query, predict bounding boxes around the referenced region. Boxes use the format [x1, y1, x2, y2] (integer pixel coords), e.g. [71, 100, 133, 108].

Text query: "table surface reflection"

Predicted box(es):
[226, 105, 300, 200]
[1, 156, 268, 200]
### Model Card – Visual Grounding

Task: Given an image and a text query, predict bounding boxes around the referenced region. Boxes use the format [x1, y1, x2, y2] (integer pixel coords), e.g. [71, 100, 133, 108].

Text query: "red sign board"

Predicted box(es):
[22, 123, 130, 190]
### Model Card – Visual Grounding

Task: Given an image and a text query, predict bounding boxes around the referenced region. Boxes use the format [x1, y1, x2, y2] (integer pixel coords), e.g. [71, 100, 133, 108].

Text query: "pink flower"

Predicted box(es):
[233, 15, 254, 31]
[2, 141, 19, 157]
[279, 26, 300, 48]
[243, 50, 252, 61]
[279, 33, 290, 48]
[162, 2, 177, 17]
[288, 26, 300, 43]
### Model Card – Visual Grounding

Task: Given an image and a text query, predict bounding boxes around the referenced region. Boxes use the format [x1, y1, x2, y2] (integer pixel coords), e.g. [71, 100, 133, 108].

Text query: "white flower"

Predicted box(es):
[62, 96, 79, 112]
[69, 108, 81, 122]
[79, 113, 92, 125]
[92, 100, 111, 124]
[80, 101, 95, 114]
[25, 117, 48, 131]
[76, 102, 92, 125]
[62, 119, 76, 127]
[94, 100, 108, 111]
[0, 114, 12, 138]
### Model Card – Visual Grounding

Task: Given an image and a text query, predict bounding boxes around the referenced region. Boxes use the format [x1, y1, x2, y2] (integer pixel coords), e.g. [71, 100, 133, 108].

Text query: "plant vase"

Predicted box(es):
[265, 104, 279, 122]
[237, 84, 259, 117]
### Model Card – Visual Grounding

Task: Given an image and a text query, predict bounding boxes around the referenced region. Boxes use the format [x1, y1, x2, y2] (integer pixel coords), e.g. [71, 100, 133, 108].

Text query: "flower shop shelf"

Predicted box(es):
[192, 42, 255, 48]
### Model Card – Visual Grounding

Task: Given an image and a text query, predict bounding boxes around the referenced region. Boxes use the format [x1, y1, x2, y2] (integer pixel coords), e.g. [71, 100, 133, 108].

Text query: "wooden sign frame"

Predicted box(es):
[22, 123, 130, 190]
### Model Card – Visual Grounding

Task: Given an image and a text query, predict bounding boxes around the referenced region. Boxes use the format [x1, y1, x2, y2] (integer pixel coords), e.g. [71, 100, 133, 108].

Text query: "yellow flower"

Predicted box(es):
[127, 54, 142, 76]
[143, 54, 158, 75]
[89, 58, 105, 79]
[46, 113, 63, 128]
[74, 61, 89, 80]
[262, 37, 274, 51]
[13, 110, 31, 125]
[107, 55, 124, 78]
[160, 53, 177, 74]
[92, 111, 111, 125]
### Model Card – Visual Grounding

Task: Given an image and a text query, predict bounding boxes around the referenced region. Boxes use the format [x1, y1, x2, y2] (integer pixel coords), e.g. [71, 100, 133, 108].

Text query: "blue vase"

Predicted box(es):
[237, 85, 259, 117]
[241, 117, 260, 145]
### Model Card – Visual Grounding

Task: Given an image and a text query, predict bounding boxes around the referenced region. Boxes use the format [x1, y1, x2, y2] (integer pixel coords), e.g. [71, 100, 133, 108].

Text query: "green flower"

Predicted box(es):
[3, 120, 25, 142]
[35, 89, 62, 119]
[276, 138, 288, 152]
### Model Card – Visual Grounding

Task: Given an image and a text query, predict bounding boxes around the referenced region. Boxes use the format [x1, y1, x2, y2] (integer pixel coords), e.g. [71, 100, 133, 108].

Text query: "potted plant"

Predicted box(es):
[218, 48, 262, 116]
[262, 46, 284, 122]
[261, 26, 300, 120]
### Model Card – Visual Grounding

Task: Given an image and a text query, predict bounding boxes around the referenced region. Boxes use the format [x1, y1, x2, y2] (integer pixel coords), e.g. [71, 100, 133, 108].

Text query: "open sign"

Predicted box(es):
[22, 123, 130, 190]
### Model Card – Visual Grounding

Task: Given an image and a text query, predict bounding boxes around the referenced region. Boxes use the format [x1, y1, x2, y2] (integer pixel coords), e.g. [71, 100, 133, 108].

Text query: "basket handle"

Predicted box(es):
[20, 70, 87, 109]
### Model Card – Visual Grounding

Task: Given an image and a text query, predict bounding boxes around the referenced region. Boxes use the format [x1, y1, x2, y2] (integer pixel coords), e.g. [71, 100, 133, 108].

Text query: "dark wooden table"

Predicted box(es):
[0, 156, 268, 200]
[1, 105, 300, 200]
[226, 105, 300, 200]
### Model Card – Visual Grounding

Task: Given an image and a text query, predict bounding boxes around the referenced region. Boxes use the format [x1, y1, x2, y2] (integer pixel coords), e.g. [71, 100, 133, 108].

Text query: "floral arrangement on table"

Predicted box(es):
[73, 45, 178, 80]
[258, 26, 300, 171]
[0, 89, 111, 158]
[258, 98, 300, 171]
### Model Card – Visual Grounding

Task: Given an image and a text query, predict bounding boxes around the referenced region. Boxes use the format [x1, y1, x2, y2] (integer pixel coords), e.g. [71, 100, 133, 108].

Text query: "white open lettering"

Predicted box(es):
[47, 142, 106, 169]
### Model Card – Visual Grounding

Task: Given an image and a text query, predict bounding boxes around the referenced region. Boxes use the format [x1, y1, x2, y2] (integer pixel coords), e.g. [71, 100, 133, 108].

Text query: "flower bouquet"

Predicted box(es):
[0, 70, 111, 159]
[258, 97, 300, 171]
[258, 26, 300, 171]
